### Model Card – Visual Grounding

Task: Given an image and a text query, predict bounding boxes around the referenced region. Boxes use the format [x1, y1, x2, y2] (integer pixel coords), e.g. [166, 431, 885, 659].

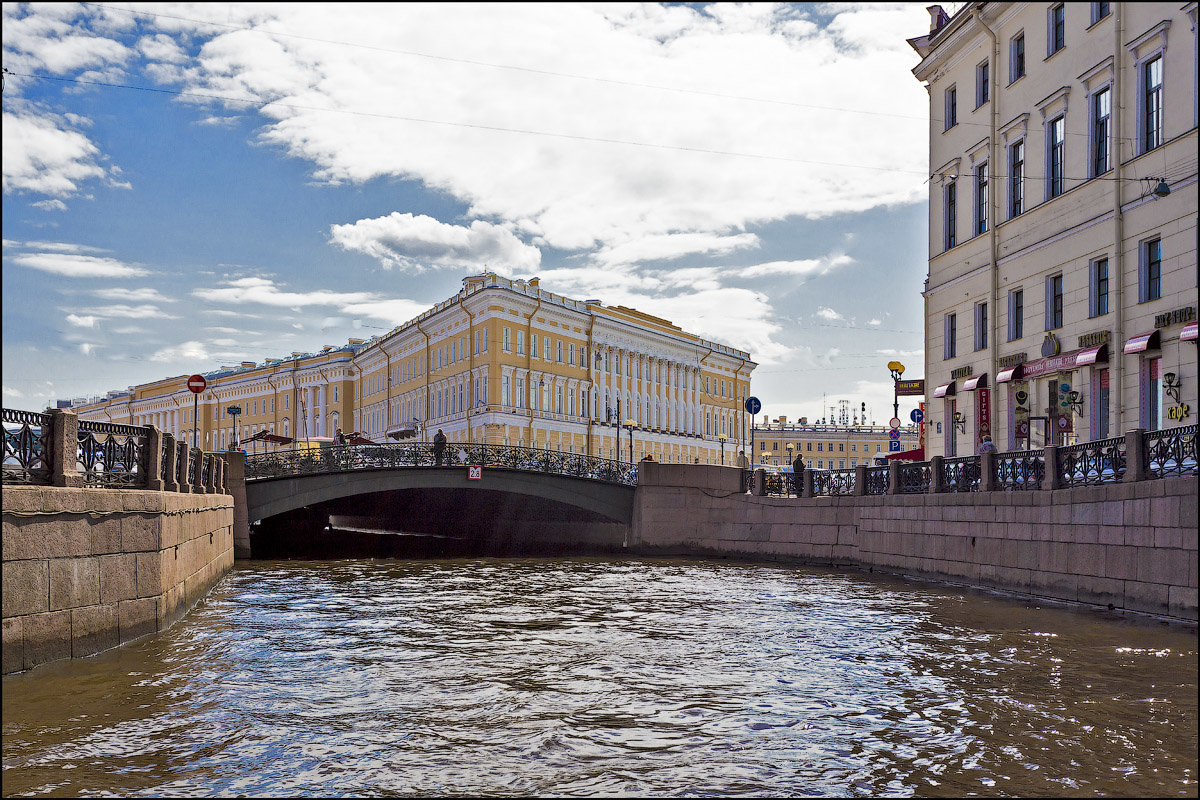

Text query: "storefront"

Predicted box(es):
[1002, 344, 1108, 448]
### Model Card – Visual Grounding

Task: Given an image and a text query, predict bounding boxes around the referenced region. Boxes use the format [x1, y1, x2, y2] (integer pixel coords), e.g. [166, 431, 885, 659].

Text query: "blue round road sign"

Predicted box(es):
[910, 408, 924, 423]
[745, 396, 762, 415]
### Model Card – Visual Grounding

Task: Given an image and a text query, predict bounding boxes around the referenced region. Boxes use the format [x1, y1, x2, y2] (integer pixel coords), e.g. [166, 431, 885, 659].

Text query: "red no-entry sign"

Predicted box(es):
[187, 374, 207, 393]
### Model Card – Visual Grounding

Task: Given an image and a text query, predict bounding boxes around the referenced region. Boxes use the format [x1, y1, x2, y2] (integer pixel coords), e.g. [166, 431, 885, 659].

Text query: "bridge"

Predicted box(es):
[241, 442, 641, 557]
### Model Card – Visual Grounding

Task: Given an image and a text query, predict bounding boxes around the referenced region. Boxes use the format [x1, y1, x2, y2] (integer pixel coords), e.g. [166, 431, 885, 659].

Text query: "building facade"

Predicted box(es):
[910, 2, 1198, 457]
[69, 274, 756, 465]
[751, 417, 920, 470]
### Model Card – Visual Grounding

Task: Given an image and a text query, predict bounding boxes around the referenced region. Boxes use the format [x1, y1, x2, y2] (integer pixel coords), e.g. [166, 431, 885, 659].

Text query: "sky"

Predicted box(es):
[2, 2, 948, 428]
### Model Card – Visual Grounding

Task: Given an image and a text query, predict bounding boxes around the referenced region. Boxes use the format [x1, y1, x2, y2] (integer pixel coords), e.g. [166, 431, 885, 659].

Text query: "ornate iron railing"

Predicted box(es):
[941, 455, 980, 493]
[785, 472, 801, 497]
[186, 448, 197, 486]
[3, 408, 52, 485]
[864, 466, 889, 496]
[177, 445, 189, 487]
[762, 472, 787, 496]
[994, 449, 1044, 491]
[1144, 423, 1198, 478]
[245, 442, 640, 486]
[741, 469, 754, 494]
[899, 462, 932, 494]
[78, 420, 147, 488]
[202, 455, 213, 488]
[828, 469, 856, 496]
[810, 469, 831, 497]
[1058, 436, 1126, 487]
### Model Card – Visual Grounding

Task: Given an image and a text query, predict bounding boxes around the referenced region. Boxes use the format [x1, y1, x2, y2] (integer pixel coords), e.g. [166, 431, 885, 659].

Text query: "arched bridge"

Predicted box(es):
[243, 443, 639, 525]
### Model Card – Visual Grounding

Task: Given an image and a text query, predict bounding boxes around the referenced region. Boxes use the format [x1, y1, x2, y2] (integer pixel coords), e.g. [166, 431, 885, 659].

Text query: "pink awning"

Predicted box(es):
[997, 365, 1024, 383]
[1123, 330, 1160, 354]
[885, 447, 924, 461]
[962, 373, 988, 391]
[1076, 344, 1108, 366]
[1181, 322, 1198, 342]
[933, 381, 955, 398]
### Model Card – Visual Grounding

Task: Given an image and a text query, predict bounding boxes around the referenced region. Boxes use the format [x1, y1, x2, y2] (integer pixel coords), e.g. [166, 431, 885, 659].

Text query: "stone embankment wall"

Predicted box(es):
[2, 486, 234, 674]
[632, 463, 1198, 622]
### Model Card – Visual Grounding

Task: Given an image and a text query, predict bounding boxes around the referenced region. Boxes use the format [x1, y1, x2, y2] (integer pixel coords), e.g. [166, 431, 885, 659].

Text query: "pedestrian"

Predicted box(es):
[736, 449, 749, 469]
[791, 451, 805, 496]
[433, 429, 447, 465]
[334, 427, 346, 447]
[979, 434, 998, 454]
[642, 453, 654, 461]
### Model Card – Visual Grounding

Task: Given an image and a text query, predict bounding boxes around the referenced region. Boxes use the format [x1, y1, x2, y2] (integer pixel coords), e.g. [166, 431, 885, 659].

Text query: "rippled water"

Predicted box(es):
[3, 558, 1197, 797]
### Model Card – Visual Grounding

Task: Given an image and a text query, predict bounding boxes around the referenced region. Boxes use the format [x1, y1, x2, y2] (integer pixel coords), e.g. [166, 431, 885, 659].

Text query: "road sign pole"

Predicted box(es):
[186, 374, 208, 452]
[193, 393, 198, 451]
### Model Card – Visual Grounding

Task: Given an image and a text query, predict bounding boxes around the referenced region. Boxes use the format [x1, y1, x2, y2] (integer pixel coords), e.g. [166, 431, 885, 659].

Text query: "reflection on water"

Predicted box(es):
[3, 558, 1196, 797]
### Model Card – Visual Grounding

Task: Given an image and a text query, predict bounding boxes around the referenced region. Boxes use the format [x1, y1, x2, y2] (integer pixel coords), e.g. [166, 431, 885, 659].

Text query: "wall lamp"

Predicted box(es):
[1066, 390, 1084, 415]
[1164, 372, 1182, 404]
[952, 411, 967, 434]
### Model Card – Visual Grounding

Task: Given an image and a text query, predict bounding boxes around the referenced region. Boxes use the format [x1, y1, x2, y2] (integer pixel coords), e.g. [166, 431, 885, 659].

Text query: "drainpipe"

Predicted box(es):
[525, 288, 543, 447]
[464, 295, 478, 443]
[1112, 2, 1126, 436]
[416, 318, 431, 442]
[585, 308, 597, 456]
[734, 357, 747, 451]
[976, 7, 1000, 447]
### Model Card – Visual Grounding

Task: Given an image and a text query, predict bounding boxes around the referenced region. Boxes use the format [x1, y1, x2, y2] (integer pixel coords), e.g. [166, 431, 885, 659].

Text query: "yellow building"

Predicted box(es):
[752, 417, 920, 470]
[70, 273, 756, 464]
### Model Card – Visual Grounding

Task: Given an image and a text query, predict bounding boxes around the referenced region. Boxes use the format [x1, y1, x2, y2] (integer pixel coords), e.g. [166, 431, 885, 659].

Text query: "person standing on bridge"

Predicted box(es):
[433, 429, 447, 466]
[791, 450, 805, 497]
[736, 450, 749, 469]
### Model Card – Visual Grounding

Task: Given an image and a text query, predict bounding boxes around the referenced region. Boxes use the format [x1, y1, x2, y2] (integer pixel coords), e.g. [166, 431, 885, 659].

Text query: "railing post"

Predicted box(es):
[751, 468, 766, 496]
[1042, 444, 1061, 491]
[144, 425, 165, 491]
[162, 434, 180, 492]
[192, 447, 206, 494]
[980, 450, 996, 492]
[48, 408, 83, 488]
[801, 467, 814, 499]
[888, 461, 902, 495]
[203, 454, 217, 493]
[214, 454, 225, 493]
[929, 455, 945, 493]
[853, 465, 868, 496]
[1123, 428, 1148, 482]
[177, 444, 191, 492]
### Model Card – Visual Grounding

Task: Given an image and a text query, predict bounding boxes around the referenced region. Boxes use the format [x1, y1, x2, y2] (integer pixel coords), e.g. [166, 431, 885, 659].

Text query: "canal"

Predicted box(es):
[2, 557, 1196, 797]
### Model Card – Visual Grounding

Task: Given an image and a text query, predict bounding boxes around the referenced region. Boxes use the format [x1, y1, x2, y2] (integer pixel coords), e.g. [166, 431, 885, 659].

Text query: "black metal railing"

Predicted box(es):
[994, 449, 1044, 491]
[244, 442, 640, 486]
[762, 472, 787, 496]
[1059, 436, 1126, 487]
[2, 408, 51, 485]
[864, 466, 888, 496]
[1145, 423, 1197, 479]
[941, 455, 981, 493]
[899, 462, 932, 494]
[78, 420, 148, 488]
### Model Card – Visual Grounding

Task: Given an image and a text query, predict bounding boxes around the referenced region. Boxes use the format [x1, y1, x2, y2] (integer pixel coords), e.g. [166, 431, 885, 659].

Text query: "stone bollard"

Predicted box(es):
[853, 465, 868, 496]
[1123, 428, 1148, 482]
[162, 433, 180, 493]
[1042, 444, 1061, 491]
[48, 408, 83, 488]
[802, 467, 814, 499]
[203, 454, 217, 493]
[887, 461, 902, 495]
[192, 447, 207, 494]
[177, 443, 191, 492]
[145, 425, 166, 491]
[980, 450, 997, 492]
[751, 468, 766, 497]
[929, 455, 945, 493]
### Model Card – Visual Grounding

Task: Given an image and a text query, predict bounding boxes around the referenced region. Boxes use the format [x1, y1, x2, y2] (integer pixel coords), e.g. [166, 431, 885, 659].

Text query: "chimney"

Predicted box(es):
[927, 5, 950, 34]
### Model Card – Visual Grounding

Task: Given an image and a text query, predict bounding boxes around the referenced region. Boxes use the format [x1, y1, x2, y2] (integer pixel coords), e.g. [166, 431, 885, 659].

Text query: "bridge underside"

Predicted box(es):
[246, 468, 634, 558]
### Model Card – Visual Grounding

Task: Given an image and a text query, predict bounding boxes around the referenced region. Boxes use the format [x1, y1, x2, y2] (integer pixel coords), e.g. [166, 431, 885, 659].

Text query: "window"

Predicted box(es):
[1091, 86, 1111, 176]
[1047, 116, 1065, 198]
[944, 85, 957, 130]
[1092, 368, 1110, 439]
[974, 162, 988, 236]
[502, 376, 511, 406]
[1142, 55, 1163, 152]
[1139, 238, 1162, 302]
[1009, 140, 1024, 218]
[974, 302, 988, 351]
[531, 334, 539, 358]
[1048, 4, 1065, 55]
[1091, 2, 1109, 25]
[568, 343, 575, 365]
[1010, 32, 1026, 83]
[976, 61, 989, 107]
[1046, 273, 1064, 329]
[944, 313, 957, 359]
[556, 340, 563, 363]
[1142, 357, 1163, 429]
[772, 442, 779, 451]
[1089, 258, 1109, 317]
[503, 327, 511, 352]
[516, 331, 524, 355]
[806, 443, 812, 451]
[544, 337, 551, 361]
[944, 180, 957, 250]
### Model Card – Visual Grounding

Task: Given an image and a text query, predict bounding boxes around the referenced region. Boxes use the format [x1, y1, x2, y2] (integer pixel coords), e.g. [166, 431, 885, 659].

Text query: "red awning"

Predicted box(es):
[1181, 322, 1198, 342]
[885, 447, 925, 461]
[933, 381, 955, 397]
[1076, 344, 1108, 366]
[997, 365, 1024, 383]
[962, 373, 988, 391]
[1124, 330, 1160, 354]
[347, 434, 376, 445]
[242, 430, 293, 444]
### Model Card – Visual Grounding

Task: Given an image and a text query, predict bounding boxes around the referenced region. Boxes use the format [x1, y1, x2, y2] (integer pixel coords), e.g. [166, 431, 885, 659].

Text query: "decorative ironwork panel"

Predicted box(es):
[864, 466, 889, 496]
[899, 462, 931, 494]
[811, 470, 832, 497]
[941, 456, 980, 493]
[160, 439, 170, 483]
[742, 470, 754, 494]
[993, 450, 1044, 491]
[762, 472, 786, 496]
[1058, 436, 1126, 487]
[202, 456, 213, 487]
[77, 420, 148, 488]
[785, 472, 800, 497]
[827, 470, 855, 496]
[1145, 424, 1198, 478]
[3, 408, 52, 485]
[187, 449, 197, 486]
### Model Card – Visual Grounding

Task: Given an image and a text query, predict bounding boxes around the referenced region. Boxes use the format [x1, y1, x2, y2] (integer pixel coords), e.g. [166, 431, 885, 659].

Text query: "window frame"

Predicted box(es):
[1089, 257, 1110, 318]
[1140, 54, 1164, 153]
[944, 179, 957, 250]
[1045, 273, 1064, 330]
[1048, 4, 1066, 56]
[944, 85, 957, 131]
[1047, 115, 1065, 199]
[1008, 139, 1025, 218]
[1090, 2, 1110, 26]
[1139, 238, 1162, 303]
[1090, 85, 1112, 177]
[974, 161, 988, 236]
[974, 301, 988, 351]
[944, 312, 957, 360]
[975, 60, 989, 108]
[1010, 32, 1026, 84]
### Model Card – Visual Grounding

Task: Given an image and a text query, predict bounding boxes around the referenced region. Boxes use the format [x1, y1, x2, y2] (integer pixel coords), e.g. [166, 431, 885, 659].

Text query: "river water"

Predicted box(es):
[3, 558, 1196, 797]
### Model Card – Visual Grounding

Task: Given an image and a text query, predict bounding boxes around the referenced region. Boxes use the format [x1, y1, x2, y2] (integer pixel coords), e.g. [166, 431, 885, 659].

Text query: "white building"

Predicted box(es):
[910, 2, 1197, 456]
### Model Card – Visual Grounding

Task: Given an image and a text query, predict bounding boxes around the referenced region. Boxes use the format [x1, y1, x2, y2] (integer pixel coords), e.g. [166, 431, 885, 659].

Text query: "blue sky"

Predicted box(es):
[3, 2, 945, 425]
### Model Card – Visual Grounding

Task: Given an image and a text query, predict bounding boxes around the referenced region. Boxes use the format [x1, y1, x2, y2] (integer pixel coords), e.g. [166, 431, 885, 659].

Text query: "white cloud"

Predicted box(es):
[192, 277, 377, 307]
[1, 110, 110, 198]
[91, 287, 175, 303]
[345, 298, 429, 325]
[32, 198, 68, 211]
[150, 341, 211, 363]
[66, 314, 98, 328]
[74, 304, 176, 320]
[593, 232, 760, 268]
[737, 255, 854, 279]
[868, 319, 883, 326]
[816, 307, 844, 321]
[13, 252, 150, 278]
[329, 213, 541, 273]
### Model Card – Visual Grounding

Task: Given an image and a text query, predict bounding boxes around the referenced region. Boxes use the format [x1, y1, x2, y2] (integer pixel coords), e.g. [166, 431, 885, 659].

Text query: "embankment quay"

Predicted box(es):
[3, 408, 1197, 673]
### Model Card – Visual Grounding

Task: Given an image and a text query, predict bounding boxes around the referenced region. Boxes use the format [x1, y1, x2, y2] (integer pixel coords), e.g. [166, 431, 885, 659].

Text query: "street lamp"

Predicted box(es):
[786, 441, 794, 465]
[718, 435, 727, 464]
[623, 418, 637, 464]
[887, 361, 906, 421]
[227, 405, 242, 449]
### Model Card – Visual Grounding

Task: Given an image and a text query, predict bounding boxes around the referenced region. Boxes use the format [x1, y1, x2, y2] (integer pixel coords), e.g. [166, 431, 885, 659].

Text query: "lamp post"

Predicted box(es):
[227, 405, 242, 450]
[887, 361, 906, 421]
[718, 435, 727, 464]
[623, 419, 637, 464]
[786, 441, 794, 466]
